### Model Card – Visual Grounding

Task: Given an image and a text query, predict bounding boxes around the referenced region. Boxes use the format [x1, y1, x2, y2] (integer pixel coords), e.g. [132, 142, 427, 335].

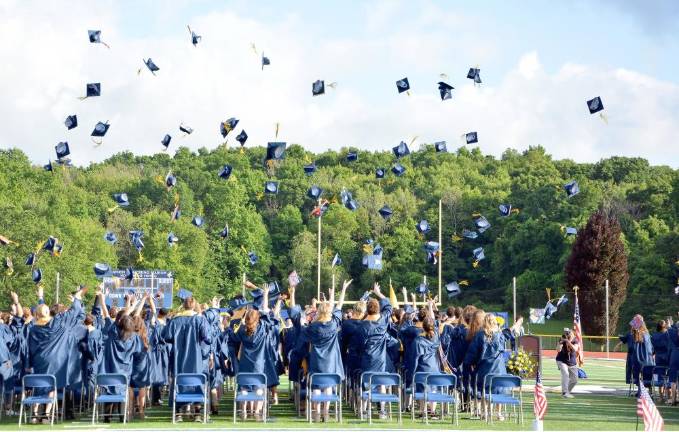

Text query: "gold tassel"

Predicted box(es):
[459, 280, 469, 286]
[511, 208, 520, 214]
[274, 122, 280, 138]
[600, 113, 608, 124]
[546, 288, 552, 302]
[107, 205, 119, 213]
[472, 260, 479, 268]
[451, 234, 462, 242]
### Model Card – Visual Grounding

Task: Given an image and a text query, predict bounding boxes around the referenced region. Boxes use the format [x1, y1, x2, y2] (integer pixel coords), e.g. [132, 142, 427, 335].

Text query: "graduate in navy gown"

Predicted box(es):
[668, 321, 679, 405]
[652, 320, 670, 368]
[130, 297, 152, 420]
[147, 298, 169, 407]
[341, 300, 367, 385]
[203, 297, 226, 415]
[411, 299, 442, 416]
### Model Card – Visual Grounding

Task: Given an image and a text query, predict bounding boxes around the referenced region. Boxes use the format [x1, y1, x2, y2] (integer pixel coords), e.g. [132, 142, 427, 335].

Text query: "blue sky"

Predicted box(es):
[1, 0, 678, 166]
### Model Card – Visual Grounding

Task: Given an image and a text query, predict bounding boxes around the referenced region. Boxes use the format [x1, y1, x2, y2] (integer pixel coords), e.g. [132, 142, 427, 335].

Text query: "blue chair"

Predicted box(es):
[483, 374, 523, 425]
[409, 372, 430, 421]
[650, 366, 669, 400]
[172, 373, 207, 424]
[232, 373, 267, 424]
[360, 372, 401, 424]
[91, 373, 129, 425]
[424, 373, 458, 425]
[18, 374, 58, 426]
[294, 369, 307, 418]
[307, 373, 342, 423]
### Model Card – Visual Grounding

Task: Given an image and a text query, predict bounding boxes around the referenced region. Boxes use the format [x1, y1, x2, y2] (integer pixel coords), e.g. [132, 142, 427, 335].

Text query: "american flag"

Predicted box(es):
[573, 292, 584, 366]
[637, 382, 663, 432]
[534, 371, 547, 421]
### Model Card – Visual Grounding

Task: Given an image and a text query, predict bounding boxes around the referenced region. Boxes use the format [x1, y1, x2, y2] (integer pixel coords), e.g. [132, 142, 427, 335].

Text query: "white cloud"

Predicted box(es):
[0, 1, 678, 168]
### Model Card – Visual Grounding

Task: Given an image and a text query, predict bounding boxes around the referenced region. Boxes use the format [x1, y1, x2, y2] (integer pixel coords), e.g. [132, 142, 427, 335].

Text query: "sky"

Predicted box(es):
[1, 0, 678, 167]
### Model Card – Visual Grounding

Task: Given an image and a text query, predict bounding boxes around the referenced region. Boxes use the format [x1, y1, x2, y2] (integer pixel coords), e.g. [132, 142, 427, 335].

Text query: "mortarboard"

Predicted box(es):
[312, 80, 325, 96]
[467, 67, 481, 84]
[474, 215, 491, 233]
[220, 224, 229, 239]
[345, 199, 358, 211]
[188, 26, 201, 46]
[43, 236, 59, 252]
[544, 302, 557, 320]
[165, 173, 177, 188]
[438, 81, 454, 100]
[177, 288, 193, 300]
[393, 141, 410, 158]
[88, 30, 110, 48]
[391, 163, 406, 176]
[94, 263, 112, 278]
[565, 227, 577, 236]
[465, 132, 478, 144]
[303, 163, 317, 175]
[32, 268, 43, 284]
[25, 252, 36, 266]
[220, 118, 239, 138]
[236, 130, 248, 146]
[416, 220, 430, 234]
[248, 252, 258, 266]
[499, 204, 512, 217]
[424, 241, 440, 264]
[378, 205, 393, 219]
[396, 77, 410, 93]
[416, 282, 429, 295]
[161, 134, 172, 149]
[462, 229, 478, 240]
[179, 124, 193, 135]
[144, 58, 160, 75]
[346, 152, 358, 162]
[587, 96, 604, 114]
[265, 181, 279, 194]
[555, 294, 568, 309]
[360, 291, 371, 302]
[84, 83, 101, 98]
[434, 141, 447, 152]
[91, 121, 110, 138]
[170, 205, 181, 222]
[445, 281, 461, 298]
[167, 232, 179, 246]
[44, 161, 53, 172]
[123, 266, 134, 281]
[331, 253, 342, 268]
[218, 165, 233, 180]
[104, 232, 117, 245]
[113, 193, 129, 207]
[362, 243, 383, 270]
[472, 247, 485, 262]
[341, 189, 358, 210]
[261, 53, 270, 69]
[564, 180, 579, 198]
[229, 296, 251, 311]
[375, 168, 386, 179]
[192, 216, 204, 227]
[129, 231, 144, 252]
[65, 115, 78, 130]
[55, 142, 70, 160]
[307, 185, 323, 200]
[266, 142, 286, 160]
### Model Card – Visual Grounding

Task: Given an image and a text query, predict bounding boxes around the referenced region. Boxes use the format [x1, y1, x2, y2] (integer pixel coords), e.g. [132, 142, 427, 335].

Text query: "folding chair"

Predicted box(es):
[409, 372, 430, 421]
[91, 373, 129, 425]
[172, 373, 208, 424]
[651, 366, 669, 401]
[294, 369, 307, 418]
[18, 374, 58, 426]
[232, 373, 267, 424]
[424, 373, 458, 425]
[484, 374, 523, 425]
[360, 372, 401, 424]
[307, 373, 342, 423]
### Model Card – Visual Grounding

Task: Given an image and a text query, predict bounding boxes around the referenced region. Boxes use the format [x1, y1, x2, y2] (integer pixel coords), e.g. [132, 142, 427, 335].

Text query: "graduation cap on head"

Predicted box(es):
[499, 204, 512, 217]
[64, 115, 78, 130]
[143, 58, 160, 75]
[261, 53, 270, 70]
[396, 77, 410, 93]
[248, 252, 258, 266]
[312, 80, 325, 96]
[346, 152, 358, 162]
[94, 263, 112, 278]
[266, 142, 286, 160]
[391, 163, 406, 176]
[32, 268, 43, 284]
[161, 134, 172, 149]
[416, 220, 430, 234]
[467, 67, 481, 84]
[167, 232, 179, 246]
[303, 163, 317, 175]
[179, 124, 193, 135]
[187, 26, 201, 46]
[218, 165, 233, 180]
[113, 193, 129, 207]
[165, 173, 177, 188]
[83, 83, 101, 98]
[474, 215, 491, 233]
[25, 252, 36, 266]
[236, 130, 248, 146]
[392, 141, 410, 158]
[192, 216, 204, 227]
[55, 142, 70, 160]
[438, 81, 454, 100]
[564, 180, 579, 198]
[177, 288, 193, 300]
[434, 141, 447, 152]
[375, 168, 386, 179]
[331, 253, 342, 268]
[462, 228, 478, 240]
[465, 132, 478, 144]
[220, 118, 239, 138]
[104, 232, 117, 245]
[445, 281, 462, 298]
[378, 205, 393, 219]
[307, 185, 323, 200]
[264, 181, 279, 194]
[587, 96, 604, 114]
[220, 224, 229, 239]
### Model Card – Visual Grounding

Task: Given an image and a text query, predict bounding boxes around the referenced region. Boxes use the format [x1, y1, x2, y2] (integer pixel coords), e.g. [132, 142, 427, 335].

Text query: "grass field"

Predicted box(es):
[0, 358, 676, 430]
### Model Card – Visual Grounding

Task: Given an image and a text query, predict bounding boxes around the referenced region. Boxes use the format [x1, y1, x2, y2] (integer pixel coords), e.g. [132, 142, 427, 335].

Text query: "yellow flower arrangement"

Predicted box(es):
[506, 348, 536, 378]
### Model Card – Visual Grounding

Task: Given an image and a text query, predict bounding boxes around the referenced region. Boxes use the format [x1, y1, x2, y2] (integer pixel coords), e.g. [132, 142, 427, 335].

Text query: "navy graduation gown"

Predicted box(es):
[287, 306, 308, 383]
[100, 322, 143, 380]
[303, 309, 344, 378]
[463, 330, 506, 392]
[148, 320, 169, 385]
[341, 318, 364, 378]
[162, 313, 212, 375]
[232, 314, 279, 387]
[357, 299, 393, 373]
[651, 331, 669, 367]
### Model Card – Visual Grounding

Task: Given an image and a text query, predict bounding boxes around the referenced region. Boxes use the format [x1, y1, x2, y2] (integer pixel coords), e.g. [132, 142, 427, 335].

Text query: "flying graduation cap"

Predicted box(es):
[55, 142, 70, 160]
[80, 83, 101, 99]
[25, 252, 36, 266]
[462, 229, 478, 240]
[445, 281, 463, 298]
[113, 193, 129, 207]
[331, 253, 342, 268]
[587, 96, 605, 123]
[391, 163, 406, 176]
[392, 141, 410, 158]
[220, 118, 239, 138]
[465, 132, 478, 144]
[438, 81, 454, 100]
[179, 123, 193, 135]
[499, 204, 512, 217]
[264, 181, 279, 194]
[307, 185, 323, 200]
[94, 263, 112, 278]
[474, 215, 491, 233]
[416, 281, 429, 295]
[416, 220, 430, 234]
[424, 241, 440, 264]
[266, 142, 286, 160]
[161, 134, 172, 149]
[467, 67, 482, 84]
[218, 165, 233, 180]
[564, 180, 580, 198]
[88, 30, 110, 48]
[261, 53, 270, 70]
[472, 247, 485, 267]
[142, 58, 160, 75]
[64, 115, 78, 130]
[248, 252, 258, 266]
[91, 121, 110, 144]
[32, 268, 43, 284]
[396, 77, 410, 94]
[346, 152, 358, 162]
[434, 141, 447, 152]
[378, 205, 393, 219]
[104, 232, 117, 245]
[564, 227, 577, 236]
[167, 232, 179, 246]
[220, 224, 229, 239]
[303, 163, 316, 175]
[362, 241, 383, 270]
[165, 173, 177, 189]
[312, 80, 336, 96]
[192, 216, 204, 227]
[129, 230, 144, 253]
[187, 25, 201, 46]
[236, 130, 248, 147]
[375, 168, 386, 179]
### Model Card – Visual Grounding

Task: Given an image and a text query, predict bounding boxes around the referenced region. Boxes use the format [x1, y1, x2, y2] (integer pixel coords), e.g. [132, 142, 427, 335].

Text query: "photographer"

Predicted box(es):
[556, 327, 579, 398]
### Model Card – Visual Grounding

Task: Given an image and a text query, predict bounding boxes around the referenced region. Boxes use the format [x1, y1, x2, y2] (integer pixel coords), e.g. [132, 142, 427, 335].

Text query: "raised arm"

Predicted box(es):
[132, 294, 148, 317]
[10, 292, 21, 319]
[261, 283, 270, 314]
[36, 286, 44, 305]
[289, 284, 296, 308]
[96, 288, 110, 320]
[402, 287, 409, 308]
[328, 285, 336, 311]
[337, 279, 351, 312]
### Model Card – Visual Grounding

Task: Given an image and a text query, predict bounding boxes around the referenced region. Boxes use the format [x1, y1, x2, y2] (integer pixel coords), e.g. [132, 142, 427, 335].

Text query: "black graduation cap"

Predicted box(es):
[179, 124, 193, 135]
[248, 252, 258, 265]
[396, 77, 410, 93]
[445, 281, 462, 298]
[261, 53, 270, 70]
[165, 173, 177, 188]
[462, 229, 478, 239]
[438, 81, 454, 100]
[499, 204, 512, 217]
[391, 163, 406, 176]
[265, 181, 279, 194]
[424, 241, 440, 264]
[565, 227, 577, 236]
[32, 268, 43, 284]
[416, 282, 429, 295]
[434, 141, 447, 152]
[346, 152, 358, 162]
[236, 130, 248, 146]
[303, 163, 316, 175]
[312, 80, 325, 96]
[91, 121, 110, 137]
[192, 216, 204, 227]
[55, 142, 70, 159]
[307, 185, 323, 200]
[564, 180, 580, 198]
[465, 132, 478, 144]
[345, 199, 358, 211]
[64, 115, 78, 130]
[94, 263, 112, 277]
[266, 142, 286, 160]
[113, 193, 129, 206]
[161, 134, 172, 149]
[123, 266, 134, 281]
[104, 232, 117, 244]
[392, 141, 410, 158]
[88, 30, 102, 43]
[587, 96, 604, 114]
[85, 83, 101, 98]
[331, 253, 342, 267]
[43, 236, 59, 252]
[25, 252, 36, 266]
[472, 247, 485, 261]
[167, 232, 179, 246]
[474, 215, 491, 233]
[43, 161, 53, 172]
[188, 26, 201, 46]
[218, 165, 232, 179]
[376, 168, 386, 179]
[416, 220, 430, 234]
[467, 67, 481, 84]
[171, 205, 181, 222]
[144, 58, 160, 75]
[220, 224, 229, 239]
[378, 205, 393, 219]
[220, 118, 239, 138]
[129, 231, 144, 251]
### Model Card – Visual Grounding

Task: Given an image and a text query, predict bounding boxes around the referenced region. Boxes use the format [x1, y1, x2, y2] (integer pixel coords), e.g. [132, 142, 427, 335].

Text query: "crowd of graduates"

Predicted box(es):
[0, 275, 527, 425]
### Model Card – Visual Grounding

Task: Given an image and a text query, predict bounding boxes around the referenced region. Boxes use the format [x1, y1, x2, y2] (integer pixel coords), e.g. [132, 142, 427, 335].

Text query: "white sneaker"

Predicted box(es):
[563, 393, 574, 399]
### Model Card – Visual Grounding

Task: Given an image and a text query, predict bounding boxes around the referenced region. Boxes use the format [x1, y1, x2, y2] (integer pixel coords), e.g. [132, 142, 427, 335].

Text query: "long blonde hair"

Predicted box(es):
[482, 313, 499, 341]
[315, 301, 332, 323]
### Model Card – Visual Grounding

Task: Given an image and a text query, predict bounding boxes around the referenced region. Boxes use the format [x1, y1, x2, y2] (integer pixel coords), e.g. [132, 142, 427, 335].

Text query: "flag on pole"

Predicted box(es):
[573, 289, 584, 366]
[388, 279, 399, 309]
[637, 382, 663, 432]
[534, 371, 547, 421]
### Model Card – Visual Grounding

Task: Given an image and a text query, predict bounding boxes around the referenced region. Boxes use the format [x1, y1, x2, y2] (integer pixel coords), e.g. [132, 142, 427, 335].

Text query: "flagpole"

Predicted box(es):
[605, 279, 610, 359]
[512, 276, 517, 324]
[438, 199, 442, 304]
[317, 198, 322, 300]
[241, 272, 246, 297]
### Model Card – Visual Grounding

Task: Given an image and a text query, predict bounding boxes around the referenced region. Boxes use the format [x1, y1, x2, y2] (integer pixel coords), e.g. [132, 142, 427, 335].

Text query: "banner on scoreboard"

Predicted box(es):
[102, 270, 174, 309]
